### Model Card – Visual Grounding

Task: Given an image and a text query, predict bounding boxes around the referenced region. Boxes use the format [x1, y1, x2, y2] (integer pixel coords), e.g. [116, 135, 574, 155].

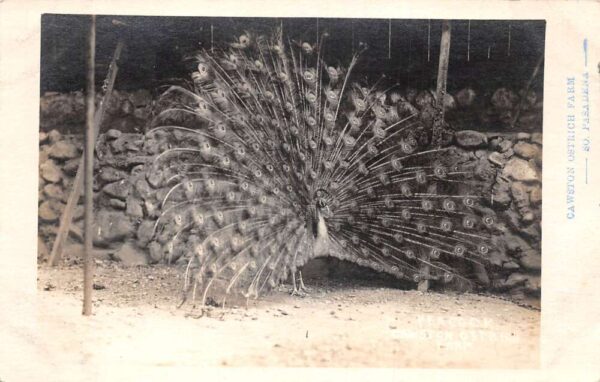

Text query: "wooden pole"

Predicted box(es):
[432, 20, 451, 147]
[47, 40, 124, 267]
[83, 15, 96, 316]
[511, 54, 544, 128]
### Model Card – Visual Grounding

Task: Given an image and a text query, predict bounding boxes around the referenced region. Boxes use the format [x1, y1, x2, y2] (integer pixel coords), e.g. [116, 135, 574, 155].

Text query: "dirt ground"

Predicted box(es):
[26, 260, 541, 376]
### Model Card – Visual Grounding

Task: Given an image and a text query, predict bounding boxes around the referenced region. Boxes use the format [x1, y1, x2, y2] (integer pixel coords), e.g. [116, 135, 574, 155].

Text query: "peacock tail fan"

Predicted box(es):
[141, 27, 502, 306]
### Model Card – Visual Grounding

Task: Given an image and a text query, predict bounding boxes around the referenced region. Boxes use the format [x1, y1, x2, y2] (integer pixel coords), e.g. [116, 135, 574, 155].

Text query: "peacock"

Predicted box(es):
[141, 27, 500, 306]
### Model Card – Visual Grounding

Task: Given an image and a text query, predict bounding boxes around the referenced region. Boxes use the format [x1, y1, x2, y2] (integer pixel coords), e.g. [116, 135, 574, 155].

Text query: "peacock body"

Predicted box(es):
[142, 28, 499, 305]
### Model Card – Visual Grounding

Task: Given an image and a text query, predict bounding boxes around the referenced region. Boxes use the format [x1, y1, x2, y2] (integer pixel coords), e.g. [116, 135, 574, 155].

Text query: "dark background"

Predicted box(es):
[40, 15, 545, 95]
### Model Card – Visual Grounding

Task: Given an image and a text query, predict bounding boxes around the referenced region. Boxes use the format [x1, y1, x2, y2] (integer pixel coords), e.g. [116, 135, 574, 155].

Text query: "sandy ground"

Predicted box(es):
[1, 262, 540, 380]
[6, 261, 536, 377]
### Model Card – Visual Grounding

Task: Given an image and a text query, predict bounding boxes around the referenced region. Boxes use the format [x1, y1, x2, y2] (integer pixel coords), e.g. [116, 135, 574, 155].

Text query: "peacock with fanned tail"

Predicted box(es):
[142, 27, 500, 305]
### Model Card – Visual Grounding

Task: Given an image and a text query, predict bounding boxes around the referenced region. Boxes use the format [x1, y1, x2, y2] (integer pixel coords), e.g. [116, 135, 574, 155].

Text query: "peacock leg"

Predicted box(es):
[298, 270, 311, 293]
[290, 270, 308, 296]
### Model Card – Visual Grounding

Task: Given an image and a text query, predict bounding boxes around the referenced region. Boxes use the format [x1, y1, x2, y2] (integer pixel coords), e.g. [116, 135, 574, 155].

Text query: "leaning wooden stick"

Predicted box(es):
[511, 54, 544, 129]
[47, 40, 124, 267]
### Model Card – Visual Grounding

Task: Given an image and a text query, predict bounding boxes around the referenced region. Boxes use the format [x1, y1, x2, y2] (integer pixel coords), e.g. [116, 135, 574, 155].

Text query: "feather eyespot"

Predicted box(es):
[443, 199, 456, 211]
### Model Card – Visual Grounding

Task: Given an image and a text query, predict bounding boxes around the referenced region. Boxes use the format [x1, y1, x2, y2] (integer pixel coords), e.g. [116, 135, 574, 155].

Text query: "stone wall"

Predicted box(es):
[38, 90, 542, 299]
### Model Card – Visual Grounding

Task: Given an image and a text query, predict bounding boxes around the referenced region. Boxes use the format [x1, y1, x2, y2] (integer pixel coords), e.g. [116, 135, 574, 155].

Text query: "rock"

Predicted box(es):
[473, 263, 490, 286]
[491, 177, 512, 209]
[39, 145, 52, 164]
[488, 151, 507, 167]
[38, 237, 49, 260]
[134, 178, 153, 198]
[414, 90, 435, 109]
[39, 131, 49, 143]
[519, 250, 541, 271]
[113, 240, 149, 266]
[63, 158, 80, 175]
[99, 167, 127, 183]
[148, 241, 163, 263]
[49, 140, 79, 160]
[502, 157, 540, 182]
[106, 129, 122, 140]
[126, 196, 144, 218]
[64, 242, 84, 259]
[491, 88, 518, 110]
[39, 201, 59, 222]
[131, 89, 152, 107]
[455, 88, 476, 108]
[137, 220, 155, 247]
[531, 132, 543, 145]
[73, 205, 85, 221]
[146, 169, 163, 188]
[529, 186, 542, 205]
[455, 130, 487, 148]
[144, 200, 159, 218]
[511, 182, 530, 207]
[489, 137, 501, 151]
[103, 179, 130, 200]
[523, 275, 541, 295]
[498, 139, 513, 153]
[40, 159, 63, 183]
[502, 273, 529, 288]
[43, 183, 63, 200]
[513, 142, 541, 160]
[502, 261, 520, 270]
[474, 149, 487, 159]
[93, 211, 134, 246]
[69, 223, 84, 242]
[131, 164, 145, 177]
[39, 224, 58, 238]
[109, 198, 127, 209]
[47, 129, 62, 144]
[502, 231, 533, 256]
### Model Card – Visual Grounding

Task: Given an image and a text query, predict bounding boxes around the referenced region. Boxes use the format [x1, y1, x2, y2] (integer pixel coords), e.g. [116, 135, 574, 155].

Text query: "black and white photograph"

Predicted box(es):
[0, 1, 598, 380]
[36, 14, 544, 368]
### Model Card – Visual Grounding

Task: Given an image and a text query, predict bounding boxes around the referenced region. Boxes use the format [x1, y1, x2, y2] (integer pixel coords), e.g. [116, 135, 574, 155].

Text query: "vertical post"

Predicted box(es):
[432, 20, 451, 147]
[83, 15, 96, 316]
[417, 252, 430, 292]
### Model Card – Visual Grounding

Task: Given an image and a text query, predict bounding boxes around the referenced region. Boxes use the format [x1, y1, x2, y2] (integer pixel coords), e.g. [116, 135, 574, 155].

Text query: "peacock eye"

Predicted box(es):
[440, 219, 453, 232]
[463, 216, 475, 229]
[422, 200, 433, 211]
[434, 165, 447, 178]
[463, 197, 475, 207]
[478, 244, 489, 255]
[454, 244, 466, 257]
[443, 199, 456, 211]
[415, 171, 427, 184]
[483, 215, 495, 226]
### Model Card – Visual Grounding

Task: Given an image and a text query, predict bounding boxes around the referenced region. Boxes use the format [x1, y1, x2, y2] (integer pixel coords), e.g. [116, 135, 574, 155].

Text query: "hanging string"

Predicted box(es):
[210, 23, 214, 53]
[351, 19, 355, 54]
[507, 23, 512, 57]
[316, 18, 319, 41]
[467, 20, 471, 62]
[388, 19, 392, 59]
[427, 19, 431, 62]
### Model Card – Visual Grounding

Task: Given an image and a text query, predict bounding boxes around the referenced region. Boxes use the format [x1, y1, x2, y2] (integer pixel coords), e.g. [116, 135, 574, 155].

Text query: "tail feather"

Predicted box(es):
[142, 26, 499, 304]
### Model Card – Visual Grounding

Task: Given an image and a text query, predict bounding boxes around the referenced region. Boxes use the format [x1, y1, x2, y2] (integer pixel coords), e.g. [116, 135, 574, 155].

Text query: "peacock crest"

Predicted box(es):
[142, 26, 500, 305]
